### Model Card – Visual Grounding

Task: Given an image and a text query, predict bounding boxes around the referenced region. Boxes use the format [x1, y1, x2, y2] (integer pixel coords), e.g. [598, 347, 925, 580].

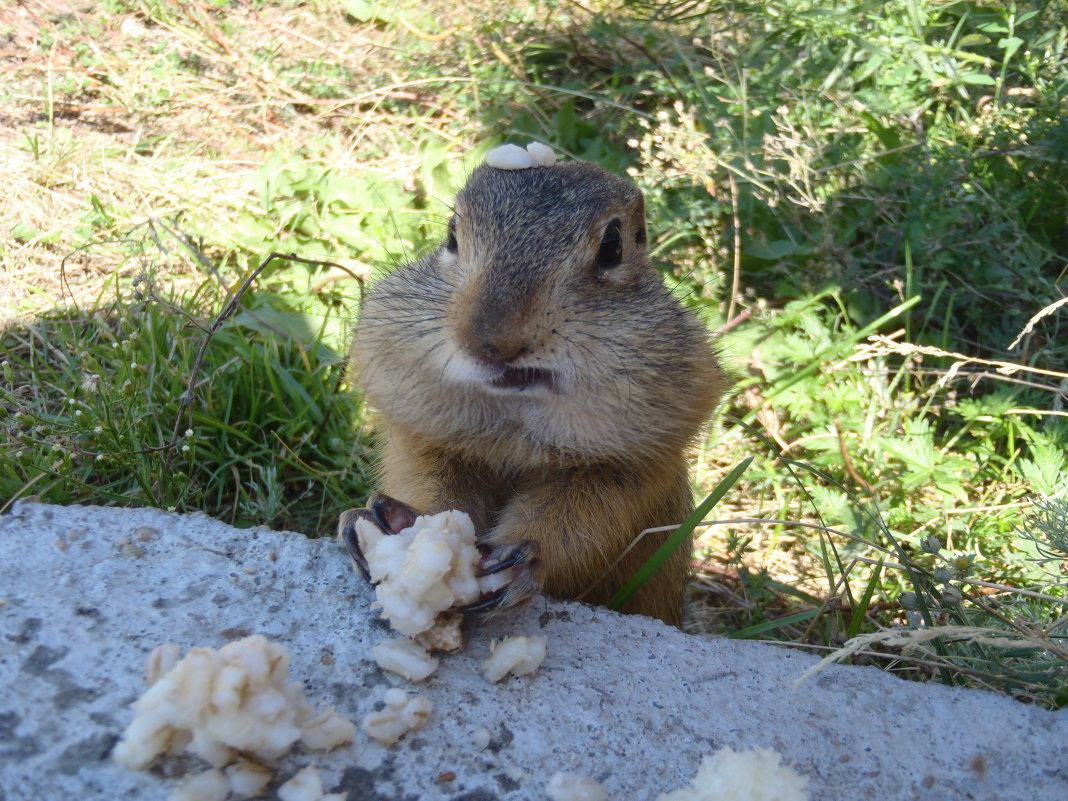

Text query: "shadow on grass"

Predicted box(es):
[0, 270, 373, 536]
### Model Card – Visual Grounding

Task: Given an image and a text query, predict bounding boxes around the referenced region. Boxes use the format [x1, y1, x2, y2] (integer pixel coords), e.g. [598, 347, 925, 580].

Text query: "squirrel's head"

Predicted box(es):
[354, 152, 722, 466]
[444, 160, 652, 394]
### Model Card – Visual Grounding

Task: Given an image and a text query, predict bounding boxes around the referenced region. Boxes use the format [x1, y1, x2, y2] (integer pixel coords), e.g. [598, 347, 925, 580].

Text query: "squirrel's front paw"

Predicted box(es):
[337, 492, 419, 580]
[461, 539, 542, 613]
[338, 494, 541, 614]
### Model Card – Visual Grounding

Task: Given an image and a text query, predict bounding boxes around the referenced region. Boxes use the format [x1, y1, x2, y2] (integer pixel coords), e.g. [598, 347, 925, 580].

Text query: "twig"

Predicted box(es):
[851, 555, 1067, 605]
[834, 420, 873, 494]
[726, 173, 742, 324]
[165, 251, 358, 470]
[852, 333, 1068, 381]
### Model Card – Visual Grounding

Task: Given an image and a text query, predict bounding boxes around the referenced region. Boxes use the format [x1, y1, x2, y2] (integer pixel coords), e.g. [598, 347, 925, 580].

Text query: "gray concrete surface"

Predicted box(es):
[0, 500, 1064, 801]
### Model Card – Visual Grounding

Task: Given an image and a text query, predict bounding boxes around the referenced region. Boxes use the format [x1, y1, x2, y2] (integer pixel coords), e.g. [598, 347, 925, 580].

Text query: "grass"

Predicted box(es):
[1, 0, 1066, 706]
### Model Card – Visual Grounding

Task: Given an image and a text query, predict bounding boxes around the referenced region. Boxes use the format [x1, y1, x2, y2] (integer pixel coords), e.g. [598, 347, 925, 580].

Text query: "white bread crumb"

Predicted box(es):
[278, 765, 334, 801]
[224, 760, 272, 797]
[481, 635, 547, 683]
[372, 636, 440, 681]
[485, 142, 557, 170]
[113, 635, 355, 771]
[169, 768, 228, 801]
[546, 771, 608, 801]
[656, 747, 809, 801]
[525, 141, 557, 166]
[146, 642, 181, 686]
[356, 509, 510, 638]
[470, 726, 491, 751]
[362, 688, 433, 745]
[299, 706, 359, 751]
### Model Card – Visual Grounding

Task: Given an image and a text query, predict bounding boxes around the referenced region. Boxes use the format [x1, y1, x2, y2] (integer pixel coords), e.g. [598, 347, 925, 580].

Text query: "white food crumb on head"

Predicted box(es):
[485, 141, 557, 170]
[481, 635, 547, 683]
[525, 141, 557, 166]
[655, 747, 810, 801]
[546, 772, 609, 801]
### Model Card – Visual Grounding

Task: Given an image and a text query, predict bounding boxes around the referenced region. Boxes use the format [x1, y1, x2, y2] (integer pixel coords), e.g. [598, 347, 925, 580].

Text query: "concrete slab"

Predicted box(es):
[0, 501, 1064, 800]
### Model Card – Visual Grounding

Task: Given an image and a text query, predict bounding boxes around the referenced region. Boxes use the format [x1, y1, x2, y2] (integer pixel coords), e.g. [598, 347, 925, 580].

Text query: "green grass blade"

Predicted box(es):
[608, 456, 754, 612]
[728, 609, 822, 639]
[739, 295, 922, 424]
[847, 558, 883, 639]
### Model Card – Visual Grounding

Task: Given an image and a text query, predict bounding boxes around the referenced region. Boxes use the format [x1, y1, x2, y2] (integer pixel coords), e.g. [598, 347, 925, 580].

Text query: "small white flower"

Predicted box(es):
[93, 425, 103, 434]
[68, 398, 77, 406]
[74, 410, 82, 417]
[181, 444, 190, 453]
[96, 454, 104, 462]
[185, 429, 194, 438]
[129, 362, 137, 369]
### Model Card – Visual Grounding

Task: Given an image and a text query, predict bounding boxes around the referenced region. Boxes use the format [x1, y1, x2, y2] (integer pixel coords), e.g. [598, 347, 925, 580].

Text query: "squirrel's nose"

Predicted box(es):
[451, 279, 537, 367]
[471, 334, 529, 368]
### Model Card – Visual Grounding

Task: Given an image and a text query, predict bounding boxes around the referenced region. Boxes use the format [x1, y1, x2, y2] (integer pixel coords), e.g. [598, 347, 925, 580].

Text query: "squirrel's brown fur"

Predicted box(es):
[351, 159, 725, 625]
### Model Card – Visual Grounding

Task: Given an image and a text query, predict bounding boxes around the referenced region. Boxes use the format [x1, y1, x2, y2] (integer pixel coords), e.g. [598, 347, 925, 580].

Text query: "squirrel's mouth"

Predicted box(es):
[488, 366, 556, 393]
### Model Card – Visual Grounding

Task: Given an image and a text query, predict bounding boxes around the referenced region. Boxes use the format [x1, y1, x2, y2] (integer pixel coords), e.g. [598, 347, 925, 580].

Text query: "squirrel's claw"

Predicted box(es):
[337, 494, 422, 581]
[337, 508, 373, 580]
[368, 492, 420, 534]
[478, 541, 538, 576]
[456, 587, 508, 613]
[463, 540, 541, 615]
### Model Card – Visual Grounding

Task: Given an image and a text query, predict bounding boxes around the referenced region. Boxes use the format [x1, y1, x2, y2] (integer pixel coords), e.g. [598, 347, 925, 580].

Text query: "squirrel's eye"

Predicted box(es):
[446, 216, 458, 253]
[597, 218, 623, 270]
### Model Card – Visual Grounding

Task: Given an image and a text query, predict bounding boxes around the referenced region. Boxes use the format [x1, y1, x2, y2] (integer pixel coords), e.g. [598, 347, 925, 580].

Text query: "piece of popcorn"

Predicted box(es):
[481, 635, 547, 683]
[470, 726, 491, 751]
[656, 747, 809, 801]
[372, 637, 440, 681]
[362, 688, 433, 745]
[546, 772, 608, 801]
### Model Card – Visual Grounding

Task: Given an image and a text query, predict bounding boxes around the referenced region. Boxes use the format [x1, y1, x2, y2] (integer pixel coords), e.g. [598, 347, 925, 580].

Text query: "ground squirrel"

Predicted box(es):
[344, 145, 725, 626]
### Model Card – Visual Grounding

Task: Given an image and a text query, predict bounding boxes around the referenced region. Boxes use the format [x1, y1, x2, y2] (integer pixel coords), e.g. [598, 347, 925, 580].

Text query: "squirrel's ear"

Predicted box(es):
[446, 215, 458, 253]
[597, 219, 624, 270]
[633, 195, 647, 248]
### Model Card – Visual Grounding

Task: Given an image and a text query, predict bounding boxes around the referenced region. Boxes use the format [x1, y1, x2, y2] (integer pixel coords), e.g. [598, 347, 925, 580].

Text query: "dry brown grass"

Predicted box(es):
[0, 0, 491, 316]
